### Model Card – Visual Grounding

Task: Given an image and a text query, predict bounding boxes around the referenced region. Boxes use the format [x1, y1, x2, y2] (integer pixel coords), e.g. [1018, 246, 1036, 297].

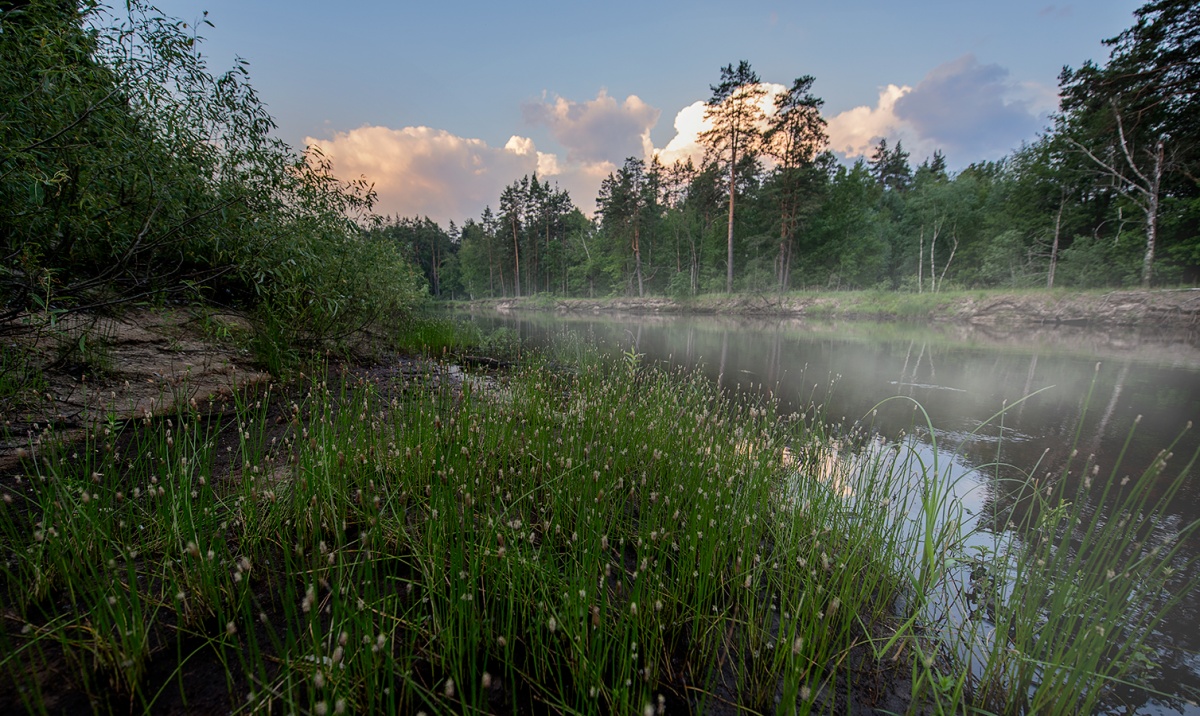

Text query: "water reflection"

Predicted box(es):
[469, 310, 1200, 714]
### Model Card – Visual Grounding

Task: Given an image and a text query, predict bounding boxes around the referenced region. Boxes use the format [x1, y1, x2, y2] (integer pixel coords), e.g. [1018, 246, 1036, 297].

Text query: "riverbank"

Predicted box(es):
[463, 288, 1200, 329]
[2, 311, 1195, 714]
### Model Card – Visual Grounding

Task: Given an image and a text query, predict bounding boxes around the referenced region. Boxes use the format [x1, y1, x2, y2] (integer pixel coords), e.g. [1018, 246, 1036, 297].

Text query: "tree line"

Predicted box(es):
[391, 0, 1197, 299]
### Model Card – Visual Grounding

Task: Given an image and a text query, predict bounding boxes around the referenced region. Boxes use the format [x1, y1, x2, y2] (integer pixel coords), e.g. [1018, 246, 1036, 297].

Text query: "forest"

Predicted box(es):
[380, 0, 1200, 300]
[4, 1, 1197, 324]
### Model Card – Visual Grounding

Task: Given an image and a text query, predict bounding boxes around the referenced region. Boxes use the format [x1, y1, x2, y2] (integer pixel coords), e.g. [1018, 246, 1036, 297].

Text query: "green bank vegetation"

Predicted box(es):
[1, 0, 425, 361]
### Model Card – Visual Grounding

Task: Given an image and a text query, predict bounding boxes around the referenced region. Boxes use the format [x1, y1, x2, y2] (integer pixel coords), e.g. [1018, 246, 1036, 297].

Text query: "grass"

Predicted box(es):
[1, 344, 47, 416]
[943, 376, 1200, 715]
[393, 315, 523, 361]
[0, 333, 1196, 714]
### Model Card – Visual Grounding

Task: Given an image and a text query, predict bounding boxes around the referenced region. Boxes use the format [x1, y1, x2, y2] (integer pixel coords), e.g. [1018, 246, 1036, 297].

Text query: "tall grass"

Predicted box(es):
[946, 376, 1200, 715]
[0, 344, 1195, 714]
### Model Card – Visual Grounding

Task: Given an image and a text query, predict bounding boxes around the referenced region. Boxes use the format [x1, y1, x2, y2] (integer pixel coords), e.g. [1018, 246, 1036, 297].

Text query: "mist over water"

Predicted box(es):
[470, 311, 1200, 714]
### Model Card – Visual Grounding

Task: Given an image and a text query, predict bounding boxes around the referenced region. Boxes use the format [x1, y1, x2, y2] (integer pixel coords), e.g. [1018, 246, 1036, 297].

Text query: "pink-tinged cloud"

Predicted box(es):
[305, 125, 559, 224]
[826, 56, 1053, 166]
[826, 84, 912, 159]
[523, 90, 661, 165]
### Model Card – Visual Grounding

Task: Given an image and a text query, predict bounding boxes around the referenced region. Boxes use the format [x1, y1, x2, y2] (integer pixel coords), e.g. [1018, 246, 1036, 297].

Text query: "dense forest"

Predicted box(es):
[382, 0, 1199, 300]
[3, 0, 1197, 323]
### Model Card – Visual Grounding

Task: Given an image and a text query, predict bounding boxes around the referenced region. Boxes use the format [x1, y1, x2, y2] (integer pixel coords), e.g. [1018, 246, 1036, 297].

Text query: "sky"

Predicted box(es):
[151, 0, 1145, 226]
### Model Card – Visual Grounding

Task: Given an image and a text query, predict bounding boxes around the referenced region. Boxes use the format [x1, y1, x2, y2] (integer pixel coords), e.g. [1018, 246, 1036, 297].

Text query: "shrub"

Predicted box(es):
[0, 0, 423, 348]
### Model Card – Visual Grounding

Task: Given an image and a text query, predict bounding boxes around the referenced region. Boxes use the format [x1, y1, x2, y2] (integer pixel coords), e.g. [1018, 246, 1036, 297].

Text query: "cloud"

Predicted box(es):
[523, 89, 660, 165]
[826, 84, 911, 159]
[825, 55, 1052, 166]
[652, 83, 786, 169]
[893, 54, 1047, 160]
[655, 100, 710, 168]
[305, 125, 558, 224]
[1038, 5, 1072, 19]
[306, 61, 1053, 226]
[305, 90, 669, 223]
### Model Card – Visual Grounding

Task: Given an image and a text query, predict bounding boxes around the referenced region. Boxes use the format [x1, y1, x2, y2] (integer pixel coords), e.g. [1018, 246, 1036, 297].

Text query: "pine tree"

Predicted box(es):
[700, 61, 766, 292]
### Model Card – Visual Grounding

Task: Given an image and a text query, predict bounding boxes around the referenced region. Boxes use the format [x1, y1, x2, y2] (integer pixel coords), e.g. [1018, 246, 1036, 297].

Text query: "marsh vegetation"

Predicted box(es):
[1, 319, 1196, 714]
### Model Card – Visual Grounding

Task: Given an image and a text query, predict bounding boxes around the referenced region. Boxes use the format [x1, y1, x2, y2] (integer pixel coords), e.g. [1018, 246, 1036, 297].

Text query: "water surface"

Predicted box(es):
[470, 310, 1200, 714]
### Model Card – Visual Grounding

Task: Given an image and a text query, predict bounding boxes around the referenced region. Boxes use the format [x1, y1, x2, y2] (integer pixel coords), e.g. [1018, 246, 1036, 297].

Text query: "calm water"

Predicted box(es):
[469, 310, 1200, 715]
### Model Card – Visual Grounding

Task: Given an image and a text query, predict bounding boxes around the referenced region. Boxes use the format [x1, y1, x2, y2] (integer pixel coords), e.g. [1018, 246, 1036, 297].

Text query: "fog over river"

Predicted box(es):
[469, 310, 1200, 715]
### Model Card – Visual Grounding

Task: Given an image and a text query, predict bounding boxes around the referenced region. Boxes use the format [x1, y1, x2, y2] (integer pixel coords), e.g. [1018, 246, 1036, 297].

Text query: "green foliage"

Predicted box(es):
[978, 229, 1037, 286]
[595, 158, 664, 297]
[1, 331, 1194, 713]
[1055, 0, 1200, 287]
[1056, 234, 1143, 288]
[0, 343, 47, 412]
[0, 350, 915, 714]
[480, 326, 522, 357]
[393, 315, 483, 355]
[370, 216, 457, 298]
[50, 318, 115, 378]
[0, 0, 423, 354]
[666, 270, 693, 301]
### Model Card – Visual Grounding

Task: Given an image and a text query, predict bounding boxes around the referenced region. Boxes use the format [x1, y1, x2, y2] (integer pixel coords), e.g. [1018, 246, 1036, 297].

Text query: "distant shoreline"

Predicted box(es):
[457, 288, 1200, 330]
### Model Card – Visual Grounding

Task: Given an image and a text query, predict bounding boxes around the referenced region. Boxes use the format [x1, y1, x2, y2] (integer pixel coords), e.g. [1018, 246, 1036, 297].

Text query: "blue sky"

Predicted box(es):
[154, 0, 1143, 224]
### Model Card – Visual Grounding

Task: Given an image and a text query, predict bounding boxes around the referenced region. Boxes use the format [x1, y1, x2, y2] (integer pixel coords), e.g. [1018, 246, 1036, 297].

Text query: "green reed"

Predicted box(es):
[1, 345, 1195, 715]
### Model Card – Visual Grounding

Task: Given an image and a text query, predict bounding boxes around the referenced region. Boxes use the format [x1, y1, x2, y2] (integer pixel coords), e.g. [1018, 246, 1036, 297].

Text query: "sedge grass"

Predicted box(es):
[0, 344, 1196, 715]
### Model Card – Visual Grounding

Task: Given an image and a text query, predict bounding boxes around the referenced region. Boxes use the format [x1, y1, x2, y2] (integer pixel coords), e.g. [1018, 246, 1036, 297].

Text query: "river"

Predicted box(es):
[467, 310, 1200, 715]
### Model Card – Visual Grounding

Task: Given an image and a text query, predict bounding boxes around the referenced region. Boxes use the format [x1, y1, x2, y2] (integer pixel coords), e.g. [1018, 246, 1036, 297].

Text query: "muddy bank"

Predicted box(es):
[468, 289, 1200, 330]
[1, 309, 269, 473]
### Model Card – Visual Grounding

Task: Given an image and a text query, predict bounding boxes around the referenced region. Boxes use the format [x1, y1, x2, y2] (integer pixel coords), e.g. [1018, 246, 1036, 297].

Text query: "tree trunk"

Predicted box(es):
[726, 156, 736, 293]
[929, 222, 938, 293]
[511, 217, 521, 298]
[782, 236, 793, 292]
[429, 234, 439, 297]
[937, 235, 958, 293]
[633, 222, 644, 298]
[776, 207, 790, 293]
[1047, 198, 1063, 289]
[917, 227, 924, 294]
[1141, 140, 1163, 288]
[1069, 107, 1165, 289]
[691, 244, 699, 296]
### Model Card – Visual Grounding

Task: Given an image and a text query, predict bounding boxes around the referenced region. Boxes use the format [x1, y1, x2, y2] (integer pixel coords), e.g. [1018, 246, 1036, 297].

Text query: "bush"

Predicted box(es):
[1056, 234, 1142, 288]
[0, 0, 423, 348]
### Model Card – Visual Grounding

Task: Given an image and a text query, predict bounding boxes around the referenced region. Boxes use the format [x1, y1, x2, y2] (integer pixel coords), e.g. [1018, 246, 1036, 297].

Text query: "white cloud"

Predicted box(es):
[655, 101, 710, 168]
[825, 56, 1052, 167]
[503, 135, 561, 176]
[653, 84, 786, 169]
[305, 125, 557, 224]
[306, 124, 620, 222]
[305, 61, 1051, 226]
[305, 90, 673, 223]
